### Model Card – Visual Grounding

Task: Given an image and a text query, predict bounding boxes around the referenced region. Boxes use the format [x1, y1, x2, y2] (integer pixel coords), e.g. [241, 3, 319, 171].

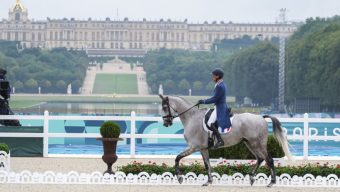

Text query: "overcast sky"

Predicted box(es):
[1, 0, 339, 23]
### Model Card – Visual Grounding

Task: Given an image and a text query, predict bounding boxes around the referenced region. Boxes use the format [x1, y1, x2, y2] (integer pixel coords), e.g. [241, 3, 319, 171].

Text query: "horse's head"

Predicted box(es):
[159, 94, 174, 127]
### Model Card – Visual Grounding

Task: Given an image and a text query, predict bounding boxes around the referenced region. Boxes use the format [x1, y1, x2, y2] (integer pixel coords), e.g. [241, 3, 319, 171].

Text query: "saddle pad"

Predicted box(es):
[202, 109, 233, 134]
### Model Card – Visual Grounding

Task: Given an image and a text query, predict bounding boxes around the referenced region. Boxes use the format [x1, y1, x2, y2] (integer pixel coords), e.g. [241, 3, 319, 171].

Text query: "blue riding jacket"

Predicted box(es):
[203, 80, 231, 129]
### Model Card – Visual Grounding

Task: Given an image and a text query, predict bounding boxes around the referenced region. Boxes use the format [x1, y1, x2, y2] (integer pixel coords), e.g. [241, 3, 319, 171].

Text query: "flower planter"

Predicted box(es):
[96, 138, 123, 175]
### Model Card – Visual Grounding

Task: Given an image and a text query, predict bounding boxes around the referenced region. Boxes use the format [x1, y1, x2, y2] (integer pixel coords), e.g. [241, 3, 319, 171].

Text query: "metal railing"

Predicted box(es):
[0, 111, 339, 160]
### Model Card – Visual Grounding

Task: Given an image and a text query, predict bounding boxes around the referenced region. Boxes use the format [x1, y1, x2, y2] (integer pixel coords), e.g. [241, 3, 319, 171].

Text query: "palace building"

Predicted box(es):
[0, 0, 298, 56]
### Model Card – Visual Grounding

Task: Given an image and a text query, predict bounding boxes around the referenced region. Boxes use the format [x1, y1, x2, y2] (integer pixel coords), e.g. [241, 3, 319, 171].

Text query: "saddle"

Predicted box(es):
[203, 108, 233, 148]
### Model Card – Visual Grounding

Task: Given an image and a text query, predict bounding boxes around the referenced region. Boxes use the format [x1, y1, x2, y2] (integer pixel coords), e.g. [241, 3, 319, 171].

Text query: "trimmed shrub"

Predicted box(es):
[117, 161, 340, 177]
[100, 121, 121, 138]
[209, 135, 285, 159]
[0, 143, 10, 154]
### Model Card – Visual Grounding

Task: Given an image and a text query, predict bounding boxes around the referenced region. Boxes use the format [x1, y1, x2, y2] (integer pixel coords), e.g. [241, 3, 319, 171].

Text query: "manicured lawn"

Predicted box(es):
[92, 74, 138, 94]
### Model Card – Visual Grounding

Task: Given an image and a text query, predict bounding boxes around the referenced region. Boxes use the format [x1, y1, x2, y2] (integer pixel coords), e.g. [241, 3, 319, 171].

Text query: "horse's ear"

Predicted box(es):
[159, 94, 164, 100]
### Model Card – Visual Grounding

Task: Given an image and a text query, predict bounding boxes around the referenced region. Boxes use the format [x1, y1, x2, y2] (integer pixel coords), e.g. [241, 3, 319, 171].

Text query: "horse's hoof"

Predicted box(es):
[250, 178, 255, 186]
[267, 182, 274, 188]
[202, 181, 212, 186]
[177, 176, 183, 184]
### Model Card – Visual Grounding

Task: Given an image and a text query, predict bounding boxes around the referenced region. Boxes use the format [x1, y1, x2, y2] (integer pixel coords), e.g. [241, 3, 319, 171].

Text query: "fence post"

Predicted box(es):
[130, 111, 136, 158]
[303, 113, 309, 160]
[43, 110, 49, 157]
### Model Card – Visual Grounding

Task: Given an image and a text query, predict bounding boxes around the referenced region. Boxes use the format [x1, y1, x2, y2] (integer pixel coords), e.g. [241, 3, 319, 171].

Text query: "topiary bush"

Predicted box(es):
[209, 135, 285, 159]
[100, 121, 121, 138]
[0, 143, 10, 154]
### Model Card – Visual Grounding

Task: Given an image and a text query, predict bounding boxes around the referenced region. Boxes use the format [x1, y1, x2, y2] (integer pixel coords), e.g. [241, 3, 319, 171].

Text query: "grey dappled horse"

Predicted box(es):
[159, 95, 292, 187]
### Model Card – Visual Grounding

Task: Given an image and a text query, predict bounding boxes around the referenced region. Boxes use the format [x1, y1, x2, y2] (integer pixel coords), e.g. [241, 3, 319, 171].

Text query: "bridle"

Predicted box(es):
[162, 97, 199, 125]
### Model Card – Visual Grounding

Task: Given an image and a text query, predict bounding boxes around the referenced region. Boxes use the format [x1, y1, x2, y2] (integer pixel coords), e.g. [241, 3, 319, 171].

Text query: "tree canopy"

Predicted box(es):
[0, 41, 89, 93]
[286, 16, 340, 110]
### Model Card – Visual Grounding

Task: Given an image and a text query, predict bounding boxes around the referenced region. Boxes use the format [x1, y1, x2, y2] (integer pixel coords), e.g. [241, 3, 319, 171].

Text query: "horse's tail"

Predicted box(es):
[263, 115, 293, 161]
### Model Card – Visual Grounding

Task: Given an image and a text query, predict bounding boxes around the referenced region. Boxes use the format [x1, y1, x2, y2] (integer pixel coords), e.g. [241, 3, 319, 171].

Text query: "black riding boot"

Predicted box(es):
[211, 124, 224, 148]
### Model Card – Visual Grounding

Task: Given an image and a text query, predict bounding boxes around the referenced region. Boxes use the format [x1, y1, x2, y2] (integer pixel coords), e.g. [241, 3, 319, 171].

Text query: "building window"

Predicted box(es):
[67, 31, 71, 40]
[139, 32, 143, 41]
[92, 32, 95, 40]
[15, 13, 20, 21]
[164, 32, 167, 41]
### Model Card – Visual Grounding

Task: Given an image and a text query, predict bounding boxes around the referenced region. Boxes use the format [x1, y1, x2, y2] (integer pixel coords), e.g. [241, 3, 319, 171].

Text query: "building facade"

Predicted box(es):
[0, 0, 298, 54]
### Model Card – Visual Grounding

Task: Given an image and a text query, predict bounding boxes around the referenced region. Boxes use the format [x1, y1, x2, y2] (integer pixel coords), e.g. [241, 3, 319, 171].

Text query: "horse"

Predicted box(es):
[159, 95, 292, 187]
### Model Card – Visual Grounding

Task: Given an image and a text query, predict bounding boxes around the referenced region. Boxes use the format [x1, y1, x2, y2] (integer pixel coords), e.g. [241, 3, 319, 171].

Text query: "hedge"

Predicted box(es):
[209, 135, 285, 159]
[117, 161, 340, 177]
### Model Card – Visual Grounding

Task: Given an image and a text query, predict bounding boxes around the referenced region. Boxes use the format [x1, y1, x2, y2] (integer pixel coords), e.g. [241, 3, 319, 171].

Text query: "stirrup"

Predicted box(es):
[213, 140, 224, 149]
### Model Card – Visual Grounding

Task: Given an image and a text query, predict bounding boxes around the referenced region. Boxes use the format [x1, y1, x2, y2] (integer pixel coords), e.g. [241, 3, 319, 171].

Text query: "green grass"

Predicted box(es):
[92, 74, 138, 94]
[9, 100, 43, 108]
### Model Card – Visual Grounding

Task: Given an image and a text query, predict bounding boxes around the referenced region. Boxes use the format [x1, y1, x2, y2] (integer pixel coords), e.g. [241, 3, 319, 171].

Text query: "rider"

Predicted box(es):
[197, 68, 231, 148]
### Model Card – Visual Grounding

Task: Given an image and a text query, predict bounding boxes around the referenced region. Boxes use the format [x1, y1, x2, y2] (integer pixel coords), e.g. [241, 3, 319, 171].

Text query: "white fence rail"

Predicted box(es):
[0, 111, 339, 159]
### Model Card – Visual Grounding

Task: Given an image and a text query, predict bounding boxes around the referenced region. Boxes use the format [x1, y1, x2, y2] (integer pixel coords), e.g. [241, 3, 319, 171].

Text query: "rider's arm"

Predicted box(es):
[203, 85, 223, 104]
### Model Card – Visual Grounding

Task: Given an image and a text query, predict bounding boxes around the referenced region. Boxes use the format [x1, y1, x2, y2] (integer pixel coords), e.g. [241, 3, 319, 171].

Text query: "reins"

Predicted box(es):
[163, 99, 199, 119]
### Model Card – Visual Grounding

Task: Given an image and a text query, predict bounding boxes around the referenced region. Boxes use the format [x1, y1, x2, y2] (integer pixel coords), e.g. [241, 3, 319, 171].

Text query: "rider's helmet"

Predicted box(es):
[212, 68, 224, 79]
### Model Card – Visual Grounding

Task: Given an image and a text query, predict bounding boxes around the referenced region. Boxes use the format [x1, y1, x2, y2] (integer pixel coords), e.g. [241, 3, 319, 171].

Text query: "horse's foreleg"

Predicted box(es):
[200, 149, 212, 186]
[175, 146, 197, 184]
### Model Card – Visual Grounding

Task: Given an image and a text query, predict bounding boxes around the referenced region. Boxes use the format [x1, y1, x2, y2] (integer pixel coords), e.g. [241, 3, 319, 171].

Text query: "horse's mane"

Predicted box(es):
[169, 95, 193, 106]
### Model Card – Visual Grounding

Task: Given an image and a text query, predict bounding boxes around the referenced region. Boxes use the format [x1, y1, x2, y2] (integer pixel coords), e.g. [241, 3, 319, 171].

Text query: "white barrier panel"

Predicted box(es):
[0, 170, 338, 187]
[0, 151, 10, 172]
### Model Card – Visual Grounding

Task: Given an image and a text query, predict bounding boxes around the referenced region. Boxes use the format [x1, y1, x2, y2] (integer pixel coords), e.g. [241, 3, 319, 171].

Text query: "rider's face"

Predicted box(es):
[212, 74, 219, 82]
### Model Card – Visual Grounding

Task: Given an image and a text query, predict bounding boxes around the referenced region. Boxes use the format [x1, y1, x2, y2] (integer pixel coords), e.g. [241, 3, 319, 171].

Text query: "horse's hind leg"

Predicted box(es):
[175, 146, 198, 184]
[200, 149, 212, 186]
[250, 158, 264, 186]
[244, 141, 264, 186]
[265, 155, 276, 188]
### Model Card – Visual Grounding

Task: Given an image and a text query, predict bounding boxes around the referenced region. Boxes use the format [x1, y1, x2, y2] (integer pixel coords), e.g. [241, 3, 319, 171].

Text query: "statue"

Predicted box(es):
[158, 84, 163, 95]
[67, 84, 72, 94]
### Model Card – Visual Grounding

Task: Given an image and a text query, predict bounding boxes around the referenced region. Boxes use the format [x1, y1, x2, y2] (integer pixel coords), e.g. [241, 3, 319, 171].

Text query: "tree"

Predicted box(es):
[225, 42, 279, 105]
[13, 80, 23, 92]
[178, 79, 190, 93]
[56, 80, 66, 92]
[0, 42, 89, 93]
[25, 78, 38, 92]
[192, 81, 203, 94]
[163, 79, 175, 94]
[286, 16, 340, 110]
